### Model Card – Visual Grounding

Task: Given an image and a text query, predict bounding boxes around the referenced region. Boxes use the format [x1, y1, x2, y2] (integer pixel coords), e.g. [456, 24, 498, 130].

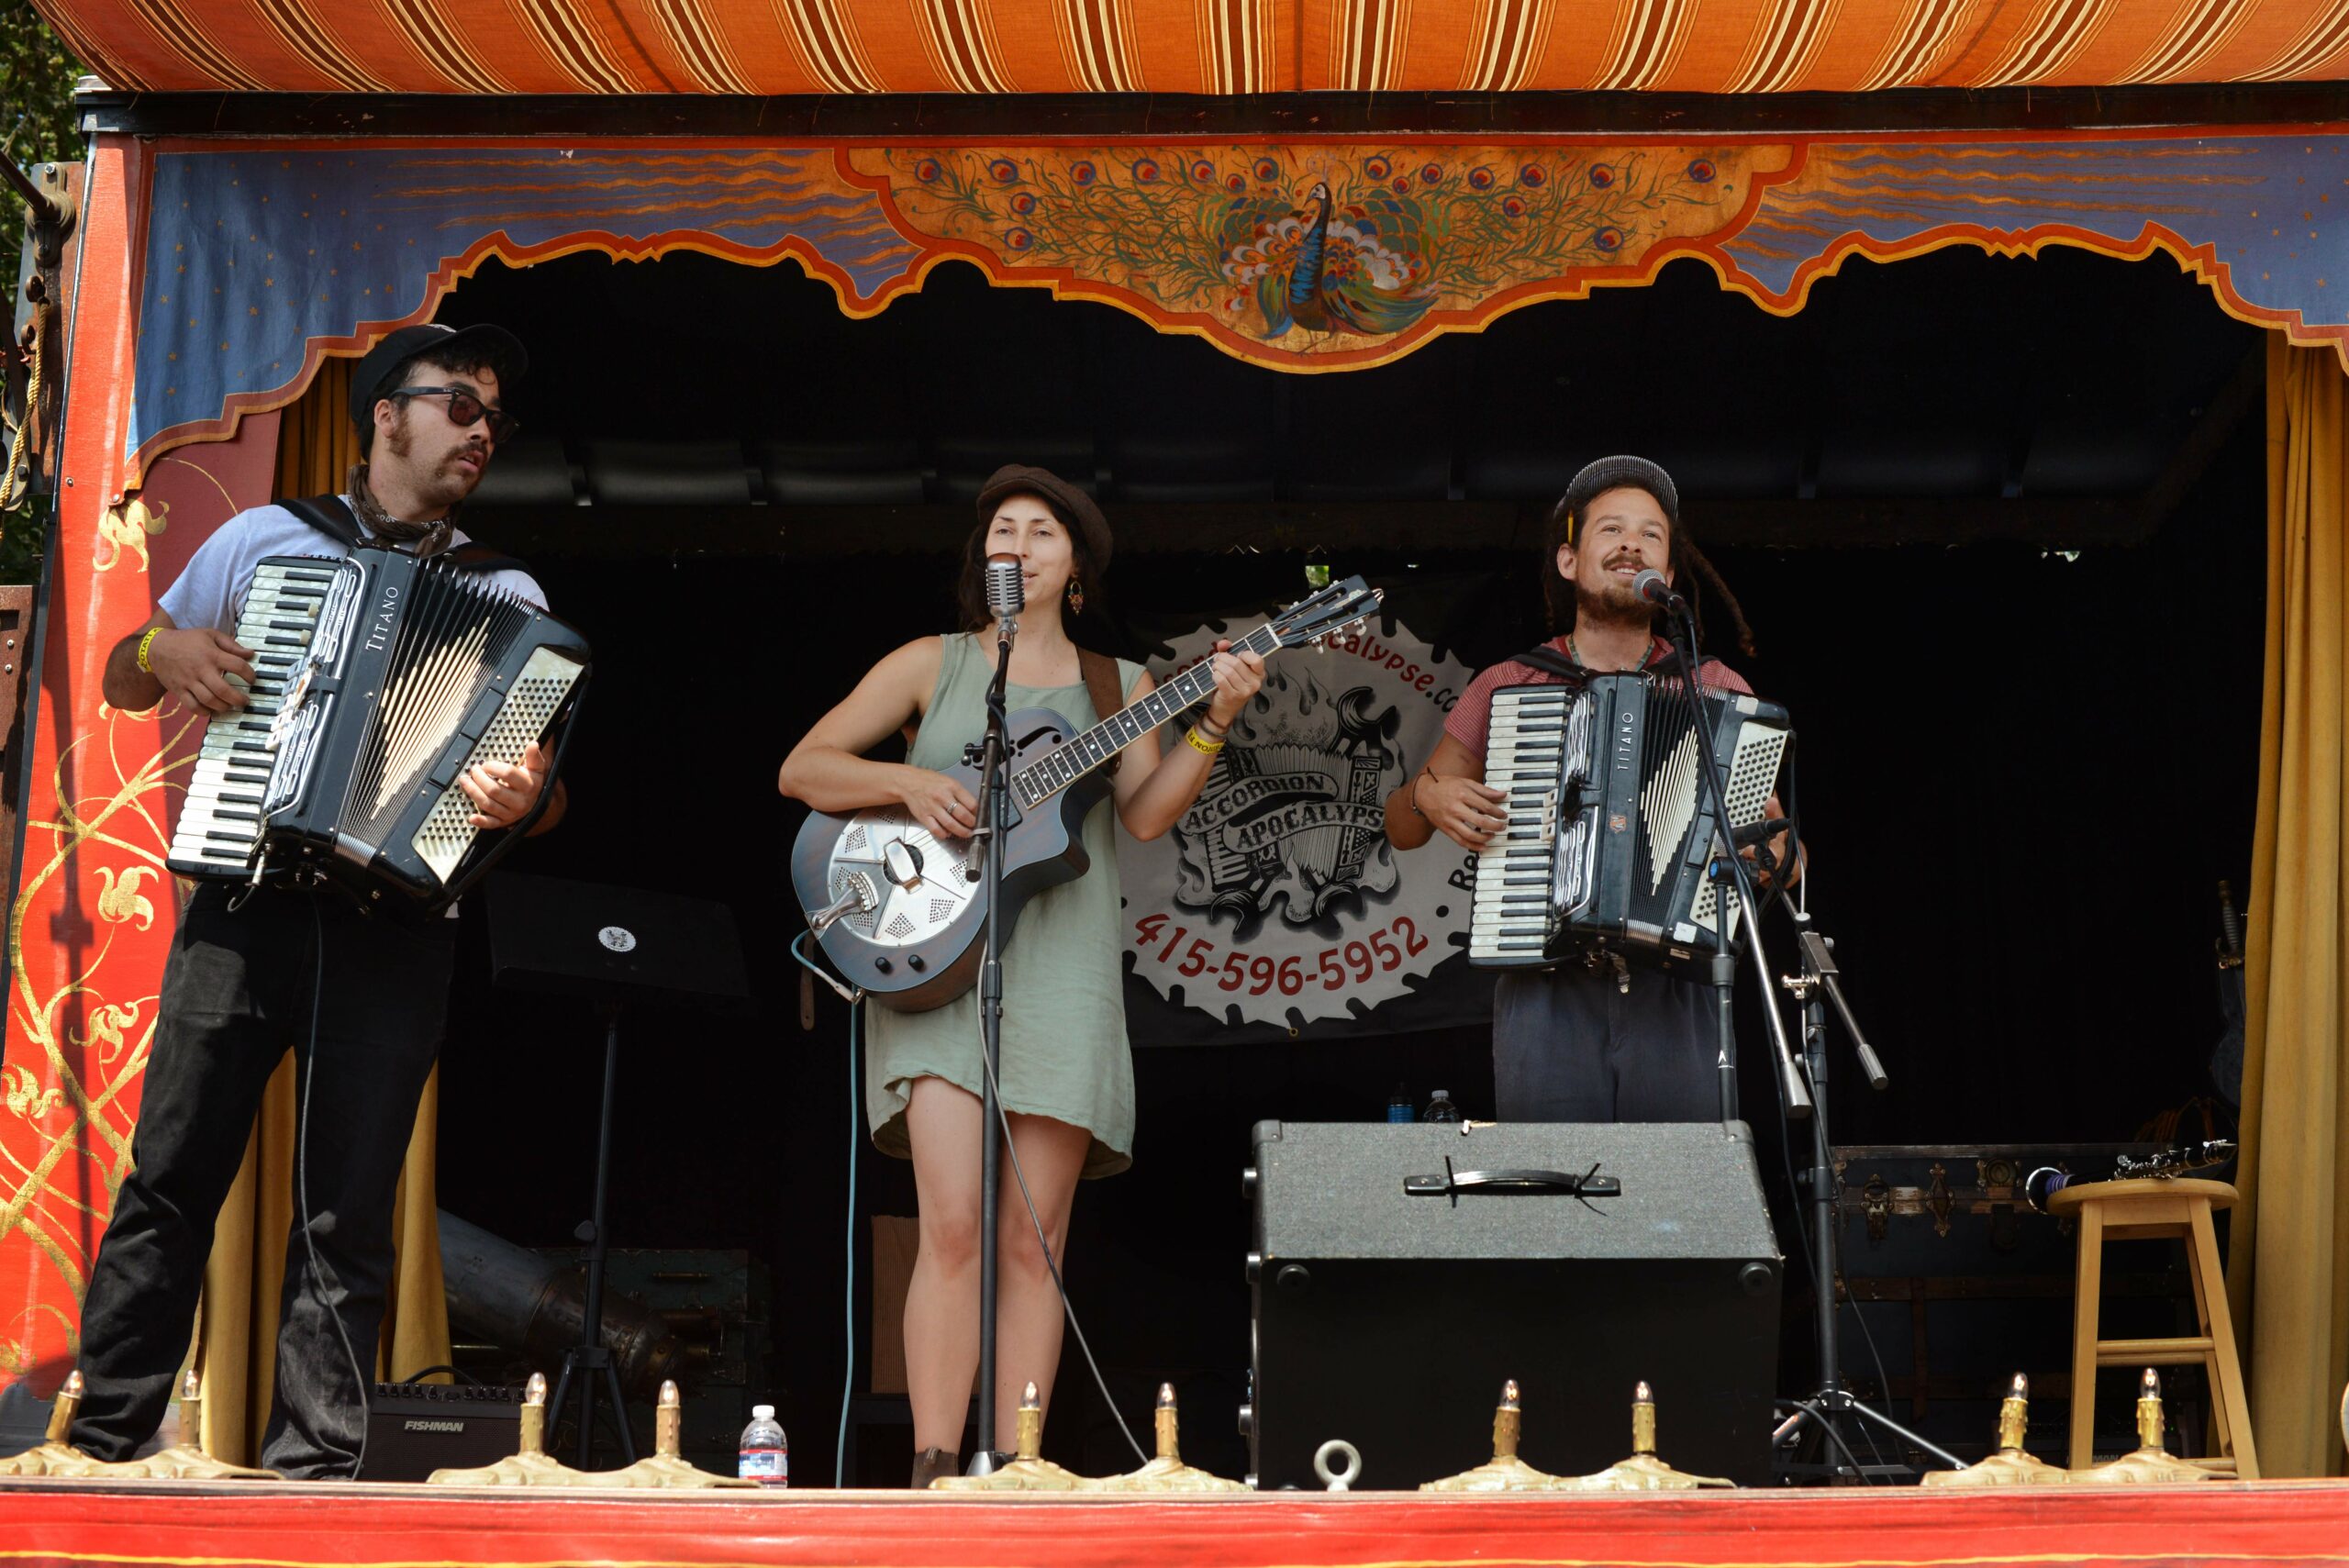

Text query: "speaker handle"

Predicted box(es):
[1403, 1167, 1623, 1201]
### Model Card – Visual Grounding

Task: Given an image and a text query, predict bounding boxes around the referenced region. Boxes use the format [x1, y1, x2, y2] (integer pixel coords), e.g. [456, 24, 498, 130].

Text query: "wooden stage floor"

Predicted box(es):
[3, 1475, 2347, 1568]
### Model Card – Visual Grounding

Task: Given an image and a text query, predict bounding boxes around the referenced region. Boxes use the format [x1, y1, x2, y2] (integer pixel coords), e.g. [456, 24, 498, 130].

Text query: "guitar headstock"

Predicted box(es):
[1264, 575, 1382, 650]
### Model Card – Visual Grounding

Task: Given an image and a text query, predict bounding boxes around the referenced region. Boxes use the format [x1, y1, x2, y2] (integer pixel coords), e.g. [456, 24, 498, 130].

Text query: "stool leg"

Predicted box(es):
[2181, 1212, 2223, 1462]
[2070, 1202, 2105, 1470]
[2188, 1202, 2258, 1480]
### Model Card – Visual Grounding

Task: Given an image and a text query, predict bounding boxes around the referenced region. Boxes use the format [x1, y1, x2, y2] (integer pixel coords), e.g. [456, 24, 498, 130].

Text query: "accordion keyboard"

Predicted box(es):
[168, 561, 342, 876]
[1468, 685, 1580, 967]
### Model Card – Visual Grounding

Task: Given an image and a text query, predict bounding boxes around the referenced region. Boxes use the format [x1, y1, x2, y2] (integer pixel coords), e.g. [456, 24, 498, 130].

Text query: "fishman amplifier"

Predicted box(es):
[361, 1382, 527, 1482]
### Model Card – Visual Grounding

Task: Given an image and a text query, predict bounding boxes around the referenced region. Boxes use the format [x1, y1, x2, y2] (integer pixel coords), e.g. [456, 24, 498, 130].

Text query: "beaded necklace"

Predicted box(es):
[1566, 629, 1659, 673]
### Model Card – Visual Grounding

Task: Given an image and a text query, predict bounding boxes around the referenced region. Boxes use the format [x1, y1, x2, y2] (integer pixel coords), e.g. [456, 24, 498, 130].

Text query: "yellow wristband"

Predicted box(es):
[1184, 726, 1225, 756]
[135, 627, 162, 674]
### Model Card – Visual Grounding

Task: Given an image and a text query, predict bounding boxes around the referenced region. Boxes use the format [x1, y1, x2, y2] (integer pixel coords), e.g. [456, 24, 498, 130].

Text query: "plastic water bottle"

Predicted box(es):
[738, 1404, 788, 1487]
[1386, 1083, 1413, 1123]
[1422, 1089, 1464, 1124]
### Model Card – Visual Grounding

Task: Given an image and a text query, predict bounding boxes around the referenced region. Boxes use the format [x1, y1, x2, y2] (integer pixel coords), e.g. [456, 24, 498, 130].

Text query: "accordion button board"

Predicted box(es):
[164, 546, 591, 907]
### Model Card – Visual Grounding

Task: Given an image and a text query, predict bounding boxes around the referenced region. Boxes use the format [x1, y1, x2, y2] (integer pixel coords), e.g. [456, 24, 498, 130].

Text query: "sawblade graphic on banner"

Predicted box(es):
[1119, 615, 1475, 1025]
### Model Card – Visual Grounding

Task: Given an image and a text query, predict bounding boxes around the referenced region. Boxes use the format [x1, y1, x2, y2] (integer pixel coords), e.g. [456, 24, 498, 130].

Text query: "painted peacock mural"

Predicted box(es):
[1219, 182, 1437, 339]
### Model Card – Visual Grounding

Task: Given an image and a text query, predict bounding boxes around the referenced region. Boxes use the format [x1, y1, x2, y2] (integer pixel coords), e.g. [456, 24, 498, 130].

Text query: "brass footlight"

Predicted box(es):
[426, 1373, 599, 1486]
[0, 1372, 115, 1478]
[1420, 1380, 1568, 1492]
[1096, 1384, 1249, 1493]
[1561, 1382, 1735, 1491]
[593, 1381, 761, 1490]
[931, 1383, 1089, 1491]
[1921, 1374, 2067, 1487]
[2074, 1370, 2218, 1484]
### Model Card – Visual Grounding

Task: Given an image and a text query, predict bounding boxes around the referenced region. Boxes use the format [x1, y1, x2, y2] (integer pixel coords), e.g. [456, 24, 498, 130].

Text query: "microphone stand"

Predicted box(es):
[963, 605, 1018, 1475]
[1769, 902, 1960, 1480]
[1656, 599, 1810, 1126]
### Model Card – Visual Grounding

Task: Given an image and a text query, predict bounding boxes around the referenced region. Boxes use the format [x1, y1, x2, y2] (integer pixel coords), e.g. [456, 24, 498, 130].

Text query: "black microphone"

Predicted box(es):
[1631, 567, 1685, 611]
[1731, 816, 1792, 849]
[985, 553, 1023, 639]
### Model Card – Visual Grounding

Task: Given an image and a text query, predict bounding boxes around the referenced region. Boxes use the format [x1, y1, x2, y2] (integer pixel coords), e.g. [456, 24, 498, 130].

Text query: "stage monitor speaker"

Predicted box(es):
[1245, 1120, 1781, 1490]
[360, 1382, 527, 1482]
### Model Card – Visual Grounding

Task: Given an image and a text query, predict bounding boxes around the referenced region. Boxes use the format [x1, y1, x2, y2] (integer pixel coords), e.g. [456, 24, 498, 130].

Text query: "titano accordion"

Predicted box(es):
[1469, 672, 1790, 973]
[165, 546, 590, 906]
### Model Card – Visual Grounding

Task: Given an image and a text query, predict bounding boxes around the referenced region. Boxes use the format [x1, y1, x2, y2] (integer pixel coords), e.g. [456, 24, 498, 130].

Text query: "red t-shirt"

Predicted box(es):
[1443, 634, 1754, 761]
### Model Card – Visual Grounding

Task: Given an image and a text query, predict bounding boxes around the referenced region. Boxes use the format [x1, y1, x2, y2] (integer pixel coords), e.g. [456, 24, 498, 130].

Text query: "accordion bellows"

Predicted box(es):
[166, 547, 590, 906]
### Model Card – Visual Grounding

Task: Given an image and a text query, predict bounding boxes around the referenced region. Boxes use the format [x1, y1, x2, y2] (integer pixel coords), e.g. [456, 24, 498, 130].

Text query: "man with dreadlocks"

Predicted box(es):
[1384, 455, 1790, 1123]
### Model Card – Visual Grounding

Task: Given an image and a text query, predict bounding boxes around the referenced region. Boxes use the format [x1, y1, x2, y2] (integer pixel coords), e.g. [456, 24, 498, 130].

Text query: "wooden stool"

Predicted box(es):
[2048, 1178, 2256, 1477]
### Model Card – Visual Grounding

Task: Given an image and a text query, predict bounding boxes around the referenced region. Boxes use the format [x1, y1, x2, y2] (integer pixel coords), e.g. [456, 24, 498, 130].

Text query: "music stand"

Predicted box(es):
[486, 872, 751, 1468]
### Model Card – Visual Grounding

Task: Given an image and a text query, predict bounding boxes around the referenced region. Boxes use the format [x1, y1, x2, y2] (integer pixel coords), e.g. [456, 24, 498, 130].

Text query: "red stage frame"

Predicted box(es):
[5, 1477, 2349, 1568]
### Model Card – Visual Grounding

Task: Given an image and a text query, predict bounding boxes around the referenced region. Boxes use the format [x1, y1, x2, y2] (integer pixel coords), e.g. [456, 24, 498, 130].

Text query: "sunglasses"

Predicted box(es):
[391, 385, 521, 444]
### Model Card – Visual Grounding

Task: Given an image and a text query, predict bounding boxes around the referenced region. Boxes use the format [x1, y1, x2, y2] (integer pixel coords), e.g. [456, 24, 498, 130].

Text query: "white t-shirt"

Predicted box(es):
[157, 498, 545, 635]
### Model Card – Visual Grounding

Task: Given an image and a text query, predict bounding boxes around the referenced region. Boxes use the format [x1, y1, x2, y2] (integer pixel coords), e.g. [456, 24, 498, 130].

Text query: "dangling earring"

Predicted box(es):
[1066, 579, 1085, 617]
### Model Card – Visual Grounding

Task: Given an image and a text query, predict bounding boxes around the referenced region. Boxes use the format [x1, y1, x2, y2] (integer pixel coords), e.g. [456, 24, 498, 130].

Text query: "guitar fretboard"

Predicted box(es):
[1012, 624, 1283, 809]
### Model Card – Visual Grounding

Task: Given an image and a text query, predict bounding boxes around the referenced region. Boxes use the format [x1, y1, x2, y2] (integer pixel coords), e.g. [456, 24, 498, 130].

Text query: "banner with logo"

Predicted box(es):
[1117, 577, 1516, 1045]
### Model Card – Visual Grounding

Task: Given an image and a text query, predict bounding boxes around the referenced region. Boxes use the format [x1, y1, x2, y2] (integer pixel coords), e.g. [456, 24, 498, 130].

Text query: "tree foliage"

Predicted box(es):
[2, 6, 85, 579]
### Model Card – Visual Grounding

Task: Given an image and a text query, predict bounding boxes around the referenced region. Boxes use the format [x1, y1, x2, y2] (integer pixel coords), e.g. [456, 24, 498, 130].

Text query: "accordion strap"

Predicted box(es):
[281, 494, 529, 577]
[1514, 640, 1698, 683]
[279, 493, 365, 549]
[1513, 643, 1586, 683]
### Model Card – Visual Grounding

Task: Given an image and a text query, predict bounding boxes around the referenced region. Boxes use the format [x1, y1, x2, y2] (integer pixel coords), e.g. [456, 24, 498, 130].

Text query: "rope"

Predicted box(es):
[0, 299, 50, 523]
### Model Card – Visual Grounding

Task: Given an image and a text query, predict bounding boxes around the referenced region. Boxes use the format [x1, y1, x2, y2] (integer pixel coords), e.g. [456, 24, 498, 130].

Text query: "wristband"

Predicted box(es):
[1184, 726, 1226, 756]
[1196, 713, 1230, 740]
[1408, 767, 1433, 818]
[135, 627, 162, 674]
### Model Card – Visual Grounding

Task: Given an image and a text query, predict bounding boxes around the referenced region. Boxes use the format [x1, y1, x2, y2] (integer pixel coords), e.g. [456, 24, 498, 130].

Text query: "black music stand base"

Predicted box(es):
[546, 1001, 638, 1468]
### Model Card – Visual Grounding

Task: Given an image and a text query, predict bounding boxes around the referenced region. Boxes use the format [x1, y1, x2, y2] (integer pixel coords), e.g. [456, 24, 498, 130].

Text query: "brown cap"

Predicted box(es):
[975, 463, 1112, 574]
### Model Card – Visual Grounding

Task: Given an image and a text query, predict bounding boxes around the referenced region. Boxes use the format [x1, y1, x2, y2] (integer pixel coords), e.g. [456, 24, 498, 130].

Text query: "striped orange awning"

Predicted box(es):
[34, 1, 2349, 96]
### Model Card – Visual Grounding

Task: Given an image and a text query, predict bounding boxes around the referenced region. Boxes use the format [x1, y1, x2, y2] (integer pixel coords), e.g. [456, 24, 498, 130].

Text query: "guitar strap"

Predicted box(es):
[1078, 648, 1124, 735]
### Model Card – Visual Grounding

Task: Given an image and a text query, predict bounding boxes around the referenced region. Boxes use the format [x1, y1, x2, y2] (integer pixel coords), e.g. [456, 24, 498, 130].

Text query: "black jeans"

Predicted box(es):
[72, 882, 455, 1477]
[1492, 964, 1722, 1122]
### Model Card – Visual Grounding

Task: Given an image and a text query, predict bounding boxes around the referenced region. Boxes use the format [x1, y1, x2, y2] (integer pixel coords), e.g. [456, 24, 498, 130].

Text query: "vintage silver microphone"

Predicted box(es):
[985, 553, 1024, 646]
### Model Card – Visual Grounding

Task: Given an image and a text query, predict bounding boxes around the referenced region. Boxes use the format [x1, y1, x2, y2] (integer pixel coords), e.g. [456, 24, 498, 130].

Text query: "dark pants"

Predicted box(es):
[72, 883, 455, 1478]
[1492, 964, 1724, 1122]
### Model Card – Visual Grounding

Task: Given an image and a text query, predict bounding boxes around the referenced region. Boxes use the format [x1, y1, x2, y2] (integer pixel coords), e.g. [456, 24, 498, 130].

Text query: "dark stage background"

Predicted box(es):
[419, 243, 2266, 1483]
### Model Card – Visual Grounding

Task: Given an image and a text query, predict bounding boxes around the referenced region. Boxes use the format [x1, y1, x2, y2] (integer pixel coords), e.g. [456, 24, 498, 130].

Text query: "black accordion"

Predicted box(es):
[1469, 672, 1790, 973]
[164, 546, 590, 908]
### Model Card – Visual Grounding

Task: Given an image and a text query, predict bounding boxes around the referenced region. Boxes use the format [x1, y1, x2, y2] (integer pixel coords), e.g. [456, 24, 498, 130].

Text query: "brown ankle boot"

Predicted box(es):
[912, 1446, 956, 1489]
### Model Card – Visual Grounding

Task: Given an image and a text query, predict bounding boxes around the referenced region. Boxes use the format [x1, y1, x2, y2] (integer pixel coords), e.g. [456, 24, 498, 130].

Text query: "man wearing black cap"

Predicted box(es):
[1385, 455, 1788, 1123]
[72, 321, 561, 1477]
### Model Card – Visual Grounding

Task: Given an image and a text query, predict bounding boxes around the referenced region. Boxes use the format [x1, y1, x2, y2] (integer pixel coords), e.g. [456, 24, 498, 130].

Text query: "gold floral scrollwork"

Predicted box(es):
[95, 495, 168, 572]
[96, 864, 161, 930]
[73, 1000, 145, 1065]
[3, 1062, 65, 1121]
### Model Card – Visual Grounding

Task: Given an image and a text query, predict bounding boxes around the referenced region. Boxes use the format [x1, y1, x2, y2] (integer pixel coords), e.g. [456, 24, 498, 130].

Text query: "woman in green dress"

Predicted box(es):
[778, 465, 1263, 1485]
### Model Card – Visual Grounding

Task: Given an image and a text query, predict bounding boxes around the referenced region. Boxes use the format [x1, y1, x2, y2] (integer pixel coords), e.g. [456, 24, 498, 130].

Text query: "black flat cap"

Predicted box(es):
[349, 321, 528, 434]
[1560, 454, 1680, 542]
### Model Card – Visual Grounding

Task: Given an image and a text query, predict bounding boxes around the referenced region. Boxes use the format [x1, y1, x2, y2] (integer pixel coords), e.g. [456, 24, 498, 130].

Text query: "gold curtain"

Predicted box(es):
[196, 356, 453, 1465]
[2228, 333, 2349, 1479]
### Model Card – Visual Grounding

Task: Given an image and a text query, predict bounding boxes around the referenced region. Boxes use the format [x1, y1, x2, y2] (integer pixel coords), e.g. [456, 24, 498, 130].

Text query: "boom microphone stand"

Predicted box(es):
[1643, 576, 1810, 1128]
[963, 559, 1021, 1475]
